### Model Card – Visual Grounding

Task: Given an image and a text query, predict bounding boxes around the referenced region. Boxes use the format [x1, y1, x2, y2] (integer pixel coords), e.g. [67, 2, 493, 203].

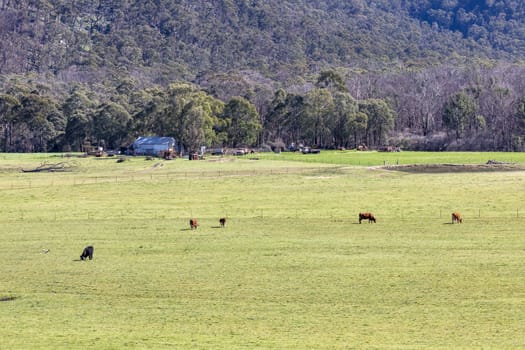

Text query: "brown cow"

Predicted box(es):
[451, 212, 463, 224]
[219, 217, 226, 227]
[359, 212, 376, 223]
[189, 218, 199, 229]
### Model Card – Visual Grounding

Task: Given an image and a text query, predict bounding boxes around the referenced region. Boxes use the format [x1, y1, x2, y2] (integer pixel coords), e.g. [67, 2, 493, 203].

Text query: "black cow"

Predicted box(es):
[219, 217, 226, 227]
[80, 246, 94, 260]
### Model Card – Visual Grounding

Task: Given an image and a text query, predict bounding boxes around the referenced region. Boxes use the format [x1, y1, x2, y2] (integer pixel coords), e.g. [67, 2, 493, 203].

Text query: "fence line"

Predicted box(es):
[0, 167, 321, 191]
[0, 207, 523, 224]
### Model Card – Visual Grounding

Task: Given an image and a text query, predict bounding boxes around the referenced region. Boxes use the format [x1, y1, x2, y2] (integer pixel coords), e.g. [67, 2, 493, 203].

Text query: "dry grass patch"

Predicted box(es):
[381, 163, 525, 173]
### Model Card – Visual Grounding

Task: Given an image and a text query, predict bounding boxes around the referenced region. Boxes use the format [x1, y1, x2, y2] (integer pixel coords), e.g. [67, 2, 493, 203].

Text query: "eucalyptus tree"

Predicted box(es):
[316, 70, 348, 93]
[155, 82, 224, 153]
[62, 86, 98, 151]
[279, 93, 305, 147]
[178, 91, 224, 152]
[15, 91, 64, 152]
[442, 90, 478, 140]
[0, 93, 20, 152]
[331, 91, 361, 148]
[92, 101, 131, 150]
[129, 87, 167, 136]
[264, 88, 288, 143]
[302, 88, 334, 147]
[220, 96, 261, 147]
[359, 98, 395, 147]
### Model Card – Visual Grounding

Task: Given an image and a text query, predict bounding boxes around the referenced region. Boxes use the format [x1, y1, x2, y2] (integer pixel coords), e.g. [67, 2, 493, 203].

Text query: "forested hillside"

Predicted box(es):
[1, 0, 525, 152]
[4, 0, 525, 80]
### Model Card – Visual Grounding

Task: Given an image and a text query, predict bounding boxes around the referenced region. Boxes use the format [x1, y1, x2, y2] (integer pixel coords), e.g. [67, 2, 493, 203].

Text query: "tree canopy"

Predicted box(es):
[2, 1, 525, 151]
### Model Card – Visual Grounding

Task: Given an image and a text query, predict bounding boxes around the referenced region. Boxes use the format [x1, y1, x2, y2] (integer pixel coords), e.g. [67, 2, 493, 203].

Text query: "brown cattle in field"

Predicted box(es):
[219, 217, 226, 227]
[451, 212, 463, 224]
[359, 212, 376, 223]
[190, 218, 199, 229]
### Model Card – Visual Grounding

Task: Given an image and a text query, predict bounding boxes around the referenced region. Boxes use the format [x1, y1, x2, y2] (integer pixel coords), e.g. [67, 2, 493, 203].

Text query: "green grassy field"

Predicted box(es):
[256, 149, 525, 166]
[1, 152, 524, 349]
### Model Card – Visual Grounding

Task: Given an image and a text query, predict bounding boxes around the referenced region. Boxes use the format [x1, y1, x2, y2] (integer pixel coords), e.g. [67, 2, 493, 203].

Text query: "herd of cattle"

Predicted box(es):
[78, 213, 464, 261]
[189, 212, 464, 228]
[190, 213, 464, 228]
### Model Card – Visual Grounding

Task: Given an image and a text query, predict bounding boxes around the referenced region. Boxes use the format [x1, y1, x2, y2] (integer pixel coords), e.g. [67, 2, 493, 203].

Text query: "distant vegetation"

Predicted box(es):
[1, 1, 525, 152]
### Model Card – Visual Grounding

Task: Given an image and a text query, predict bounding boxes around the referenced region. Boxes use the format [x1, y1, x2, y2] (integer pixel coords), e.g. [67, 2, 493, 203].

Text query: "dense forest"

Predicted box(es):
[1, 0, 525, 152]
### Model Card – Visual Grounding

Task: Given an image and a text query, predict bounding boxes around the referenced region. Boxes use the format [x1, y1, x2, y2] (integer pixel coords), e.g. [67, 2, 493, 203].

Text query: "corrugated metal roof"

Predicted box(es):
[133, 136, 175, 147]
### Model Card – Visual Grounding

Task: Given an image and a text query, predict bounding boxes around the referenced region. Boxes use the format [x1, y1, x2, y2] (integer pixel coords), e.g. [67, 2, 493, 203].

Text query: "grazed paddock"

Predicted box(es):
[0, 153, 524, 349]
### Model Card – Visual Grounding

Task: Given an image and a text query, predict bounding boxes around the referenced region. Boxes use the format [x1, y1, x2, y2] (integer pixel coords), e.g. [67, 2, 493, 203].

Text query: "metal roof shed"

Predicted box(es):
[133, 136, 176, 156]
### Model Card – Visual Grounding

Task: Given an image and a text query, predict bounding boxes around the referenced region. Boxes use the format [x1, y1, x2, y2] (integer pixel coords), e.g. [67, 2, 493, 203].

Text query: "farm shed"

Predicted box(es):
[133, 136, 176, 156]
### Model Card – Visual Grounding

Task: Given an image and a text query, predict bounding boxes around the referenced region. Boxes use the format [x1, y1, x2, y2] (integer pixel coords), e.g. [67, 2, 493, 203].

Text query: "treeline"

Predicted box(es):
[2, 64, 525, 153]
[2, 0, 525, 152]
[353, 62, 525, 151]
[0, 72, 394, 153]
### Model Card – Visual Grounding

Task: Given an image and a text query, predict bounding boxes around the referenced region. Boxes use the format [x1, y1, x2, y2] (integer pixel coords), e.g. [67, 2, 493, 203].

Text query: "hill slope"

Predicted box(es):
[1, 0, 525, 84]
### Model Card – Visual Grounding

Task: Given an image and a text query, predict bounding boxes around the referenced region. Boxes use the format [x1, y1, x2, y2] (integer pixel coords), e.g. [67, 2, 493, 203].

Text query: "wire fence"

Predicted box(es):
[1, 206, 524, 224]
[1, 167, 524, 223]
[0, 167, 329, 191]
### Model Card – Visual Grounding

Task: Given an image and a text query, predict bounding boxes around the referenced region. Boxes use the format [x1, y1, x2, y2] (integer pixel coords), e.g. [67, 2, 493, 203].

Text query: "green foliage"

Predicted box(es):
[221, 96, 261, 147]
[332, 92, 361, 148]
[302, 88, 334, 147]
[155, 83, 225, 152]
[93, 102, 131, 149]
[0, 93, 21, 152]
[316, 70, 348, 93]
[2, 0, 525, 81]
[2, 3, 525, 151]
[443, 91, 478, 139]
[358, 99, 395, 147]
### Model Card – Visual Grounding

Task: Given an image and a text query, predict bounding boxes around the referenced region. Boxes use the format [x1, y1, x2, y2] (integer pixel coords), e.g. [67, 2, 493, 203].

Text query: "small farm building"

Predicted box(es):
[133, 136, 176, 156]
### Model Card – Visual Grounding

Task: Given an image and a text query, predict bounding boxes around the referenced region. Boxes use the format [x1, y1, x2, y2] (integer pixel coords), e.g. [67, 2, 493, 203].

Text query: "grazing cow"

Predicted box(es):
[190, 218, 198, 230]
[359, 212, 376, 223]
[80, 246, 94, 260]
[452, 212, 463, 224]
[219, 217, 226, 227]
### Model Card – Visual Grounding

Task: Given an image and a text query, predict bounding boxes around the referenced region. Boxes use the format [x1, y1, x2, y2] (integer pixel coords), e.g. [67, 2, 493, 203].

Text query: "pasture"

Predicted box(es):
[0, 152, 524, 349]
